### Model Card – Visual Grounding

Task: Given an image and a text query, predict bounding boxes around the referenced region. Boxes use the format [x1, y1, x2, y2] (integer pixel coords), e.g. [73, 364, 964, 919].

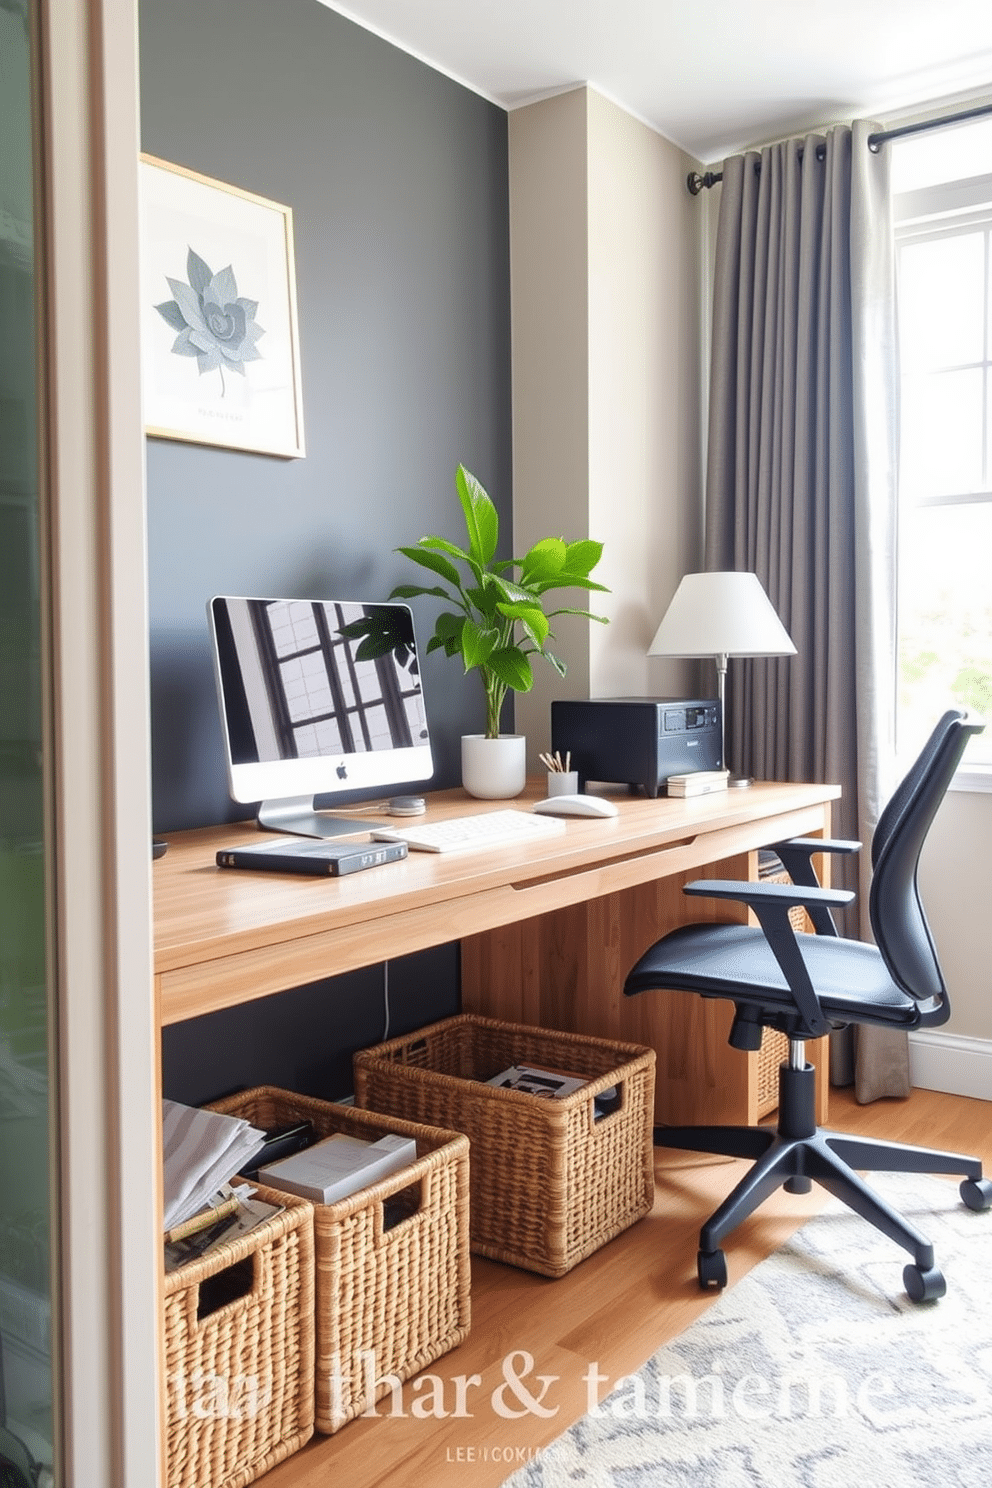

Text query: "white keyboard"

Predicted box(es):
[371, 808, 567, 854]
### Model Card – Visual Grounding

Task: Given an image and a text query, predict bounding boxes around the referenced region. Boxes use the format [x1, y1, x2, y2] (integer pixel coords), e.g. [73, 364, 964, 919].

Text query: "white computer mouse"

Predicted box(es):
[533, 793, 619, 818]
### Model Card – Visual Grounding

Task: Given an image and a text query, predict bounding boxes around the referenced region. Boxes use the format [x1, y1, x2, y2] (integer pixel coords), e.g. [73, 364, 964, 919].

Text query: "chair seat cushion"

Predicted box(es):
[625, 922, 921, 1029]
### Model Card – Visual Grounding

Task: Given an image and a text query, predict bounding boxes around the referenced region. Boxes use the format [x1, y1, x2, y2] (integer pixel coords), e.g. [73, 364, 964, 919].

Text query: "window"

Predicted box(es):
[893, 126, 992, 779]
[250, 599, 425, 758]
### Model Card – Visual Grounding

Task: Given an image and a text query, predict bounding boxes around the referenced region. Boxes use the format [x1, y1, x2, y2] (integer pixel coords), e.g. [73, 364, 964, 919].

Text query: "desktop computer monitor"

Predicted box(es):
[208, 595, 434, 838]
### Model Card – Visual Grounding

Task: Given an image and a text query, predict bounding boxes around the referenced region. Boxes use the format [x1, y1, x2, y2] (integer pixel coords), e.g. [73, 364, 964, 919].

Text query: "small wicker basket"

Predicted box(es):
[208, 1087, 471, 1434]
[163, 1181, 314, 1488]
[354, 1015, 656, 1278]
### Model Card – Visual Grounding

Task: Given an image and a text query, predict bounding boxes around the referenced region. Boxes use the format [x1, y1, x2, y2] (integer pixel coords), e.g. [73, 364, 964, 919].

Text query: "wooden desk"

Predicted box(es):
[154, 779, 838, 1124]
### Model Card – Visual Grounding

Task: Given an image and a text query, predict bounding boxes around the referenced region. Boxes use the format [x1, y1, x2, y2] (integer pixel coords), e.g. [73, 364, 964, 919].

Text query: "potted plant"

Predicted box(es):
[391, 465, 609, 797]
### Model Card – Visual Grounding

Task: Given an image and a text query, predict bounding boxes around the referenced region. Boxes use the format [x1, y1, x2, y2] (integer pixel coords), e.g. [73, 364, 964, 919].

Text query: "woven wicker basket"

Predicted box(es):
[353, 1015, 656, 1278]
[208, 1087, 471, 1435]
[755, 1028, 788, 1117]
[163, 1181, 314, 1488]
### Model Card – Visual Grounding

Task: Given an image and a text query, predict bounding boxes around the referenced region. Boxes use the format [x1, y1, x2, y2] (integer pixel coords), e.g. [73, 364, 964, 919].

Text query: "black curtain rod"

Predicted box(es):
[686, 97, 992, 195]
[687, 144, 824, 195]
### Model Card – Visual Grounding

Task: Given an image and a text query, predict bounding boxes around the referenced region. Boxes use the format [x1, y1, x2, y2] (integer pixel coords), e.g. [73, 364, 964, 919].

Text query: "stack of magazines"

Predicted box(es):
[162, 1098, 266, 1233]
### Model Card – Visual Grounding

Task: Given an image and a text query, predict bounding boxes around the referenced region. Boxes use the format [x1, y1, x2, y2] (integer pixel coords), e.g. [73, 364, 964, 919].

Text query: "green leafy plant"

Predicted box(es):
[390, 464, 609, 739]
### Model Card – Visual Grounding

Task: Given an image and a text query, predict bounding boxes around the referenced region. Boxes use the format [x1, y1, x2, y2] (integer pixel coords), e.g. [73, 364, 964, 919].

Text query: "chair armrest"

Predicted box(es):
[767, 836, 861, 937]
[683, 879, 855, 911]
[683, 879, 849, 1038]
[770, 836, 862, 857]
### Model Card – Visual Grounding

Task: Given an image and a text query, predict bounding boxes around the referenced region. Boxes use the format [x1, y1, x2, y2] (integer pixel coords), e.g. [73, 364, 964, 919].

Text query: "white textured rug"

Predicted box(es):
[502, 1172, 992, 1487]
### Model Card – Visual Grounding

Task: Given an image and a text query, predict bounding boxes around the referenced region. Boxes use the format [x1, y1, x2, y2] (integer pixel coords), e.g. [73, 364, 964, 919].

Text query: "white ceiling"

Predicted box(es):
[320, 0, 992, 164]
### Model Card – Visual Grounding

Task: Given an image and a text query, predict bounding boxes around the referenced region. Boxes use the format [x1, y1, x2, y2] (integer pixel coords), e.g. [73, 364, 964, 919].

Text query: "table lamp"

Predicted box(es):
[648, 571, 796, 787]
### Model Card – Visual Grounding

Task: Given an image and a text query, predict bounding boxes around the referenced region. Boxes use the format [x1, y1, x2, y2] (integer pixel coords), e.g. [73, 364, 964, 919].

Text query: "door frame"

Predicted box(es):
[38, 0, 160, 1481]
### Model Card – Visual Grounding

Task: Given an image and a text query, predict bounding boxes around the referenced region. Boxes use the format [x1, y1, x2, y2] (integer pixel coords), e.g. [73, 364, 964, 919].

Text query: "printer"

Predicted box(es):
[551, 698, 722, 798]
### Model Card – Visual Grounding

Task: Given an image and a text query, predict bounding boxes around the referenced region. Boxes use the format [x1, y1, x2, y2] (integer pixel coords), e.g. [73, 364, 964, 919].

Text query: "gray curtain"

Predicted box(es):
[704, 121, 907, 1101]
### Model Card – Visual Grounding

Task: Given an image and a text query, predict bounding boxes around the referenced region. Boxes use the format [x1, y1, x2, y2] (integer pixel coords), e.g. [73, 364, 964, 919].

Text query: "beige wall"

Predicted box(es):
[919, 788, 992, 1041]
[508, 88, 703, 763]
[587, 90, 704, 697]
[510, 93, 989, 1078]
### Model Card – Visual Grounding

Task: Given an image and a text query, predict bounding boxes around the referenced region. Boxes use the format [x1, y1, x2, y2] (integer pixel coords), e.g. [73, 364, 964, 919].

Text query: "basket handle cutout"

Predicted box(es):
[378, 1178, 423, 1241]
[196, 1253, 257, 1321]
[591, 1080, 625, 1125]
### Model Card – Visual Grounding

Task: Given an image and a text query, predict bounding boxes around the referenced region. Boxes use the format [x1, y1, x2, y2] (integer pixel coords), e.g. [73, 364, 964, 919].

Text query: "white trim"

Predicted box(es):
[43, 0, 160, 1481]
[909, 1030, 992, 1101]
[894, 173, 992, 223]
[948, 766, 992, 793]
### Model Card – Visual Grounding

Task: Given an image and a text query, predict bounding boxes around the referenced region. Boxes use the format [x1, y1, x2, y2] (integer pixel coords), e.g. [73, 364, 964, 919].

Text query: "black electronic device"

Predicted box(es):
[216, 837, 408, 876]
[241, 1120, 316, 1178]
[551, 698, 722, 798]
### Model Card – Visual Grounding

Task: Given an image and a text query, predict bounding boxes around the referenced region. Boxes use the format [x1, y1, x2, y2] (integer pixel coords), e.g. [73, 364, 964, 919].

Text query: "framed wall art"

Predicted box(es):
[139, 154, 306, 458]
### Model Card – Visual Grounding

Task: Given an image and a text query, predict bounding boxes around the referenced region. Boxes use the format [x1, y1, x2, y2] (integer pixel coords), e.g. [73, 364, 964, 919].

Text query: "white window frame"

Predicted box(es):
[894, 174, 992, 793]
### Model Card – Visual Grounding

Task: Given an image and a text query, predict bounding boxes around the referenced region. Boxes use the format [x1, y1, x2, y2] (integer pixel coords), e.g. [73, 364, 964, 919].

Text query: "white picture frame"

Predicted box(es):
[139, 154, 306, 458]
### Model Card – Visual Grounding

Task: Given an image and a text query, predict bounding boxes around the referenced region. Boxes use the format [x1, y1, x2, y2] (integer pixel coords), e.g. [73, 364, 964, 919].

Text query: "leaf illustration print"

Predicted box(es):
[154, 247, 265, 396]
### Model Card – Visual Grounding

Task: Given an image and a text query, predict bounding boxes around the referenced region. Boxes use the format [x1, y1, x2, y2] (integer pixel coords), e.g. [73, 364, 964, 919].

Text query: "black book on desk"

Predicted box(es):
[216, 836, 408, 876]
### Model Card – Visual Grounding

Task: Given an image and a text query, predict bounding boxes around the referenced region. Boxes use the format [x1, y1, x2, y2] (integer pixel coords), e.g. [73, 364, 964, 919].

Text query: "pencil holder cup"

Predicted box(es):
[546, 770, 579, 796]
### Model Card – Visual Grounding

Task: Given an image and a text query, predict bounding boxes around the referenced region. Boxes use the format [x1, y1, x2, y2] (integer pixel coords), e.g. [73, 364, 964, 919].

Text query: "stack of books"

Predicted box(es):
[666, 769, 730, 798]
[257, 1131, 418, 1204]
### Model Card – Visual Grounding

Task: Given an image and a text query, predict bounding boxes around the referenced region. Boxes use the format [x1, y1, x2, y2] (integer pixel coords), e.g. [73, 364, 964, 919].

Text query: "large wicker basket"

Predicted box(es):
[353, 1015, 656, 1278]
[163, 1181, 314, 1488]
[208, 1087, 471, 1434]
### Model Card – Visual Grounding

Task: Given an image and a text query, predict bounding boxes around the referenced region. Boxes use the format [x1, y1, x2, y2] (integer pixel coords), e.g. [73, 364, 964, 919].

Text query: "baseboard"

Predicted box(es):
[909, 1030, 992, 1101]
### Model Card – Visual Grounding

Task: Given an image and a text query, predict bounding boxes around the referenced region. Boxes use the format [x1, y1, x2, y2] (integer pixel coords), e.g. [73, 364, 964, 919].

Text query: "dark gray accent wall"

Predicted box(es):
[142, 0, 511, 832]
[141, 0, 510, 1103]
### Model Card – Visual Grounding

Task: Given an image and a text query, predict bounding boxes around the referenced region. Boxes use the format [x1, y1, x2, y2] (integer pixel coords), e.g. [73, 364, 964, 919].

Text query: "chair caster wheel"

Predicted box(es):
[697, 1248, 727, 1291]
[784, 1175, 812, 1194]
[903, 1263, 946, 1303]
[960, 1177, 992, 1211]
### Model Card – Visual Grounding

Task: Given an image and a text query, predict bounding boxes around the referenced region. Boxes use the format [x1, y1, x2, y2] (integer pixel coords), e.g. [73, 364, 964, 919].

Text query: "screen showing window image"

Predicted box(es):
[208, 596, 434, 835]
[220, 598, 428, 764]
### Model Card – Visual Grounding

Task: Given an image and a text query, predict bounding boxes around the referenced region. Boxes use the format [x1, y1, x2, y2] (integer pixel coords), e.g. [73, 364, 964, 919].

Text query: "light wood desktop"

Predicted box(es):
[154, 778, 839, 1126]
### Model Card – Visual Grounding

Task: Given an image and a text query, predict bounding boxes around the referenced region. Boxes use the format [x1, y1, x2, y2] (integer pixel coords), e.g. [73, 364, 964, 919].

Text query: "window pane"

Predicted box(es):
[0, 4, 57, 1474]
[892, 118, 992, 194]
[899, 232, 985, 369]
[898, 502, 992, 764]
[900, 367, 984, 499]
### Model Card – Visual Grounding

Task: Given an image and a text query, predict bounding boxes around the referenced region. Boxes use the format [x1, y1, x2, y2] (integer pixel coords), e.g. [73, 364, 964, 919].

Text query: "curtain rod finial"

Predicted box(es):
[687, 169, 724, 196]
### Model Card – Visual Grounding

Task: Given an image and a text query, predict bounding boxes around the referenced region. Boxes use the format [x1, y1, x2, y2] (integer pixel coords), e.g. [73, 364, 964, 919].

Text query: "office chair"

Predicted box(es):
[624, 710, 991, 1302]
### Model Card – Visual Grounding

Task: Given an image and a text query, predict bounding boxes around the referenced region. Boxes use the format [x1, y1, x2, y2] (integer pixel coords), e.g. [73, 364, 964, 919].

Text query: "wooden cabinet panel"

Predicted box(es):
[461, 850, 827, 1126]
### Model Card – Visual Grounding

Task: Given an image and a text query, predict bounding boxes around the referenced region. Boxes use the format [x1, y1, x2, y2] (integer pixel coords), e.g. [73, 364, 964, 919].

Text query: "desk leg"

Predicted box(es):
[460, 853, 827, 1128]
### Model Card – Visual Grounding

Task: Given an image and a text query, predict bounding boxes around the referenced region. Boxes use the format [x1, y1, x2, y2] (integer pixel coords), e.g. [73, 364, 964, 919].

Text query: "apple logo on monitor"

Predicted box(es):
[336, 764, 347, 780]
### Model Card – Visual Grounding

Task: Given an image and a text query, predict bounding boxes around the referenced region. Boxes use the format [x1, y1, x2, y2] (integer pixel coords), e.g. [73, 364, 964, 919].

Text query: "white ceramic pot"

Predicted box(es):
[461, 734, 527, 799]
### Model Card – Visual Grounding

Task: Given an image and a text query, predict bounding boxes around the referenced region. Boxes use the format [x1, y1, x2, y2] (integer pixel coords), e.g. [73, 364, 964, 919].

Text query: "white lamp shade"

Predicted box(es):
[648, 571, 796, 660]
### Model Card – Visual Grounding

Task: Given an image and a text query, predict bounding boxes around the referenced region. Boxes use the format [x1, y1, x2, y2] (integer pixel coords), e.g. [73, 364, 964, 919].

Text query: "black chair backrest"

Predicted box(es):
[869, 710, 983, 1008]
